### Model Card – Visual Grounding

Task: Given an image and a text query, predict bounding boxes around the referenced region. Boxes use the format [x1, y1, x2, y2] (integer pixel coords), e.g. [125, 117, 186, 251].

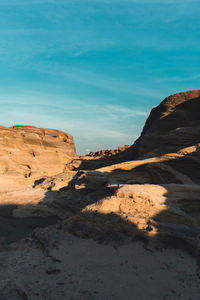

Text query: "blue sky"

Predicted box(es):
[0, 0, 200, 154]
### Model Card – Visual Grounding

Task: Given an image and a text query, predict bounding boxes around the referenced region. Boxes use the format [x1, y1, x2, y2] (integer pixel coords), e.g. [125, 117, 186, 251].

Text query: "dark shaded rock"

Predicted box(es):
[125, 90, 200, 159]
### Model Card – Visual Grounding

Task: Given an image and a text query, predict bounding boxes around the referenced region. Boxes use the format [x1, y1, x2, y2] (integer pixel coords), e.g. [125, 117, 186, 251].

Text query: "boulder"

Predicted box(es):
[0, 125, 77, 181]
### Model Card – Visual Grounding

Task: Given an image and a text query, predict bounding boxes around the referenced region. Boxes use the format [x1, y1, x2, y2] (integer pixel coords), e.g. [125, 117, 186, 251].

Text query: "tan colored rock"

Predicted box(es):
[1, 91, 200, 299]
[0, 90, 200, 257]
[87, 144, 130, 157]
[82, 183, 200, 242]
[0, 125, 77, 181]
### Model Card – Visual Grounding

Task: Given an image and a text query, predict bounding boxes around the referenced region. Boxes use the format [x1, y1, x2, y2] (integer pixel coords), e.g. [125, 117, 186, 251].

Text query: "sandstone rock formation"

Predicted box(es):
[87, 144, 130, 157]
[0, 91, 200, 299]
[27, 90, 200, 254]
[124, 89, 200, 160]
[0, 91, 199, 251]
[0, 125, 77, 182]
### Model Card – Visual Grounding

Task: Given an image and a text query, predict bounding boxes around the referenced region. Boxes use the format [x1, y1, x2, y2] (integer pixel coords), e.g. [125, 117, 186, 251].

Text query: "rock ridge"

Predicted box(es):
[118, 89, 200, 161]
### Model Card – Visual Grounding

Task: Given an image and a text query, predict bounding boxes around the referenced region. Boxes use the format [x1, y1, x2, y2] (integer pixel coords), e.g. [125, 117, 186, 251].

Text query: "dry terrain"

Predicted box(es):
[0, 90, 200, 299]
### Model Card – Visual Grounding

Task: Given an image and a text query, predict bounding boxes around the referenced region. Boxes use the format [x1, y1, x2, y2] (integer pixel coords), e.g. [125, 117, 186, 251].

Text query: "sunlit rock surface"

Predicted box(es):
[87, 144, 131, 157]
[0, 91, 200, 299]
[0, 125, 77, 181]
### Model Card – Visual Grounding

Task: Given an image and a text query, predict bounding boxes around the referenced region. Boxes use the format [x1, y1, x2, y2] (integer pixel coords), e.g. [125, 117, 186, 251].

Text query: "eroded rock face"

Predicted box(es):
[126, 90, 200, 159]
[0, 125, 77, 180]
[29, 90, 199, 254]
[0, 90, 200, 260]
[1, 91, 200, 299]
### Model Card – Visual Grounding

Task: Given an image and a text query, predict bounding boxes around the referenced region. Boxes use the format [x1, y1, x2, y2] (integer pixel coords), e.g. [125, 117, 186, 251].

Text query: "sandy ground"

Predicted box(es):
[0, 227, 199, 300]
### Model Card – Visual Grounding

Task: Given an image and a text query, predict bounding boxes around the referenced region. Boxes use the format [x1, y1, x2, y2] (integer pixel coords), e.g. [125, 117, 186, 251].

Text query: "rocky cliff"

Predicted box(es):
[0, 91, 200, 300]
[125, 89, 200, 160]
[0, 125, 77, 180]
[30, 90, 200, 253]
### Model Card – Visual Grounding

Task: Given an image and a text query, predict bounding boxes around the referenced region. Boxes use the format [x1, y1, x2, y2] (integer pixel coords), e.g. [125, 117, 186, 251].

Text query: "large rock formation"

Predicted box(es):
[0, 91, 200, 300]
[126, 89, 200, 159]
[30, 90, 200, 253]
[0, 125, 77, 181]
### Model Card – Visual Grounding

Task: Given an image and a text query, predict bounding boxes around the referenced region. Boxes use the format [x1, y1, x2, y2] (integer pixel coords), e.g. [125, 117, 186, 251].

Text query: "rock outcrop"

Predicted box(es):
[29, 90, 200, 254]
[124, 90, 200, 160]
[0, 91, 200, 300]
[87, 144, 130, 157]
[0, 125, 77, 181]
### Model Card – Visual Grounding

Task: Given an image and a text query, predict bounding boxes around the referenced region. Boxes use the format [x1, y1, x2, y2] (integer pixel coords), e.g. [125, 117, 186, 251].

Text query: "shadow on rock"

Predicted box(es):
[0, 148, 199, 259]
[38, 149, 200, 257]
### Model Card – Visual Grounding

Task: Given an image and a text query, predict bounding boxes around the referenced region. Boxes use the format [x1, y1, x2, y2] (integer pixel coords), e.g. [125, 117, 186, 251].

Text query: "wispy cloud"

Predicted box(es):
[0, 92, 147, 153]
[155, 74, 200, 83]
[0, 0, 199, 153]
[22, 62, 163, 99]
[107, 105, 149, 117]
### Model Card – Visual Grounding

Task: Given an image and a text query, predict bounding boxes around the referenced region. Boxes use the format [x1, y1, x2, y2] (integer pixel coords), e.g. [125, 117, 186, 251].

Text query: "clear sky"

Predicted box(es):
[0, 0, 200, 154]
